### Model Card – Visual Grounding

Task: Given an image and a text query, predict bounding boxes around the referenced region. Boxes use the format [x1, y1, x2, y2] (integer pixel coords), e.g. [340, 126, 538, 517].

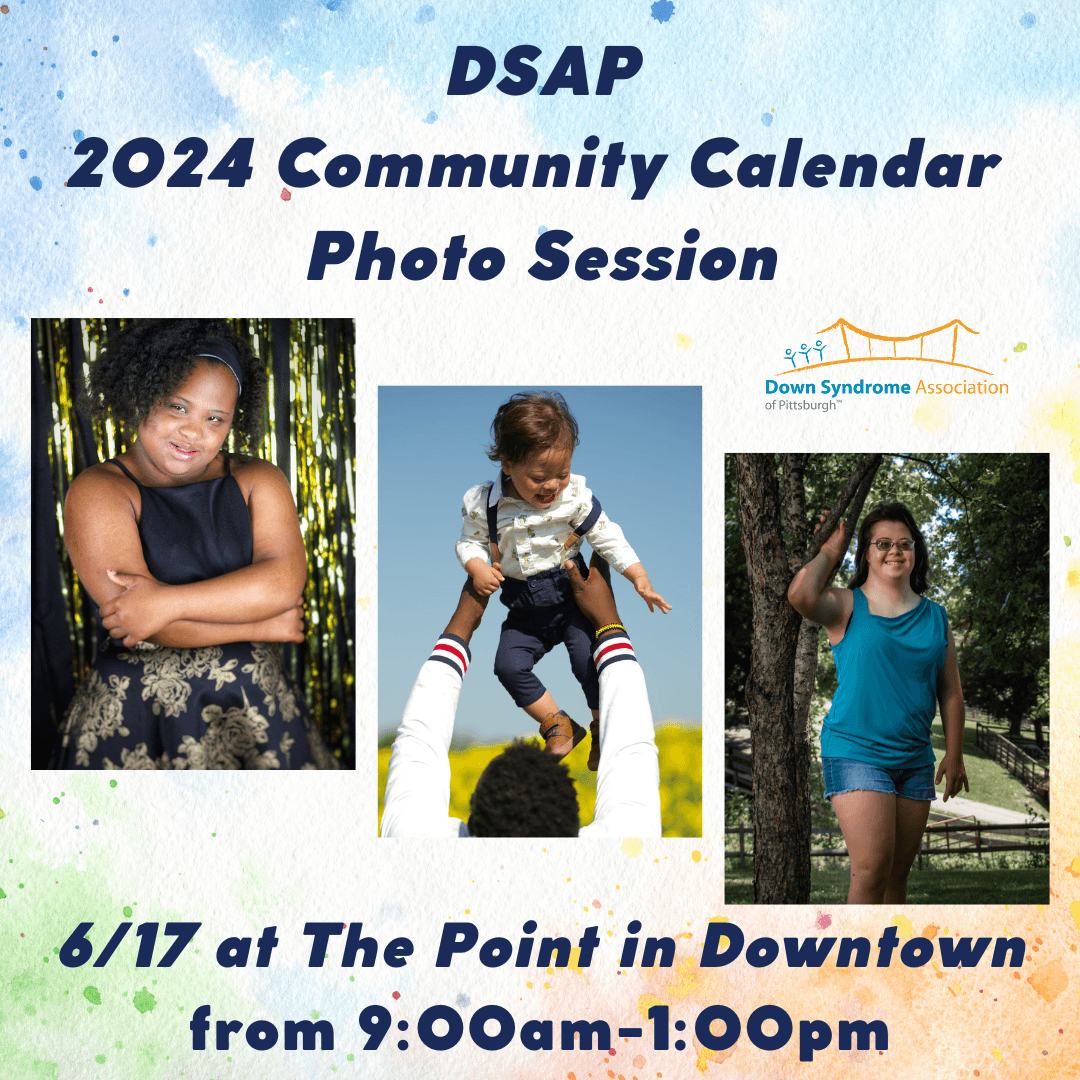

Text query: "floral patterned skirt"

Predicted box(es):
[56, 640, 338, 770]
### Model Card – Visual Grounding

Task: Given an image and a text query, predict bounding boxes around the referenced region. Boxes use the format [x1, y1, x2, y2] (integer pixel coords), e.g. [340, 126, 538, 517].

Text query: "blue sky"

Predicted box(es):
[378, 385, 702, 740]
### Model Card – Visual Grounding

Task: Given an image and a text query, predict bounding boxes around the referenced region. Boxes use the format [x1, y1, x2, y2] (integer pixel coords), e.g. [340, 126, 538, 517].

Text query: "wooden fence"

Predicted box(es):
[975, 723, 1049, 803]
[725, 819, 1048, 870]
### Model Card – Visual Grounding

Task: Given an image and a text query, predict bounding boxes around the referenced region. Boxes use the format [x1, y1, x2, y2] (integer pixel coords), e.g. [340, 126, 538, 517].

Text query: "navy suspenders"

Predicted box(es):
[486, 477, 602, 563]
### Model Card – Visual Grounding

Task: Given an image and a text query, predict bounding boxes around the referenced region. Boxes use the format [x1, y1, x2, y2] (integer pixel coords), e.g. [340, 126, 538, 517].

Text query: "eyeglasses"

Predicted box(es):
[872, 539, 915, 552]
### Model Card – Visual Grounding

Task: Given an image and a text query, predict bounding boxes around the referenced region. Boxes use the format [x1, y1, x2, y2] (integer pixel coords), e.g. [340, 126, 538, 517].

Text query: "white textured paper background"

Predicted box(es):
[3, 2, 1080, 1077]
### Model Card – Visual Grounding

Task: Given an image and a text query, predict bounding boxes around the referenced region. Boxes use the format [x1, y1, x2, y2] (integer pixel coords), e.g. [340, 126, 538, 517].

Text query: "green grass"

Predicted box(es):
[930, 717, 1047, 819]
[725, 860, 1049, 905]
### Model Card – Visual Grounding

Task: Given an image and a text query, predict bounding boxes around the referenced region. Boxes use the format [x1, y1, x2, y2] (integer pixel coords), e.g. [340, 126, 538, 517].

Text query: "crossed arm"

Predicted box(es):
[63, 458, 307, 648]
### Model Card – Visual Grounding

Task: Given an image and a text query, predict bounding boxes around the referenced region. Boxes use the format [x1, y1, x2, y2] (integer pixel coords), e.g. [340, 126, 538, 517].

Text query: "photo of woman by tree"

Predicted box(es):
[725, 453, 1049, 905]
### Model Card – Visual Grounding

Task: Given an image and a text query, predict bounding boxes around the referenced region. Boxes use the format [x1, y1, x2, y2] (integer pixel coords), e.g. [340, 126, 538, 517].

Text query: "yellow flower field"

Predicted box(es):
[378, 724, 701, 837]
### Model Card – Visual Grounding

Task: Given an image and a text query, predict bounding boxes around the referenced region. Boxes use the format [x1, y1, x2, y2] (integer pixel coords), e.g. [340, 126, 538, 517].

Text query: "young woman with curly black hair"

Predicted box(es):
[55, 320, 337, 770]
[788, 502, 967, 903]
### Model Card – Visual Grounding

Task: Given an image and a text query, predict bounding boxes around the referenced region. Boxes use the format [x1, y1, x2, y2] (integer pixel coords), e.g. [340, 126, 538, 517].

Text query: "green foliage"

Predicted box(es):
[937, 455, 1050, 732]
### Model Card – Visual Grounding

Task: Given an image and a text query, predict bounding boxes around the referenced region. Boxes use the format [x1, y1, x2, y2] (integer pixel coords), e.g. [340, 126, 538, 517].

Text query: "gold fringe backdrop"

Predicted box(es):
[34, 318, 355, 766]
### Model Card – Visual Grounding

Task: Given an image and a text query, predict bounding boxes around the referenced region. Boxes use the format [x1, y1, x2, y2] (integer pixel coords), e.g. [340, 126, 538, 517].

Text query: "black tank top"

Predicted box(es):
[111, 455, 254, 585]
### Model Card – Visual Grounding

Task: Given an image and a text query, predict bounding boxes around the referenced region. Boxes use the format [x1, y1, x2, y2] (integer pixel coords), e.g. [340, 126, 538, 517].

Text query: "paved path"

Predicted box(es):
[929, 794, 1044, 825]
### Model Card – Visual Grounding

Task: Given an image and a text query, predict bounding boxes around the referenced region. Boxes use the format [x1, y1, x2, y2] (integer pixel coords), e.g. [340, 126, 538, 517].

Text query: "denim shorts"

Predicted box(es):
[822, 756, 936, 801]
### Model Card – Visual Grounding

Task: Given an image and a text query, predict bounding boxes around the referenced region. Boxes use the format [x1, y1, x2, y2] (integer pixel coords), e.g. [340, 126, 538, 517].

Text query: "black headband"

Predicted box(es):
[195, 338, 243, 396]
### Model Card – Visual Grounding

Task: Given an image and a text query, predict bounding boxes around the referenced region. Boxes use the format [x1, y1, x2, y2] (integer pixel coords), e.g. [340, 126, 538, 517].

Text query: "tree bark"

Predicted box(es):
[735, 454, 807, 904]
[735, 452, 882, 904]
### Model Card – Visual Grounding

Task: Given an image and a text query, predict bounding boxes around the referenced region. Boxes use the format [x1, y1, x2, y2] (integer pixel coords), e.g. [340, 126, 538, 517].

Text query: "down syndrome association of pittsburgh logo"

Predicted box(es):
[766, 318, 1014, 411]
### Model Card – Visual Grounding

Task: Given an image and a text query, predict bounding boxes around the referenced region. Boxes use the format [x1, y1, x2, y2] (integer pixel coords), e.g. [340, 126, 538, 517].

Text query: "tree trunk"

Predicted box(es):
[735, 452, 882, 904]
[735, 454, 807, 904]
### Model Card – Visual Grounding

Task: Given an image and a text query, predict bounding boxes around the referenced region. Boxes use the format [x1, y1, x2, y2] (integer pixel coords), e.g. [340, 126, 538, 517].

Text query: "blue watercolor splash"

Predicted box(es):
[19, 149, 27, 159]
[73, 130, 84, 142]
[113, 35, 120, 42]
[651, 1, 674, 23]
[29, 176, 42, 190]
[761, 112, 773, 126]
[1020, 13, 1036, 28]
[324, 0, 343, 9]
[148, 235, 157, 247]
[422, 111, 438, 123]
[91, 50, 98, 57]
[57, 90, 64, 100]
[123, 288, 130, 297]
[415, 5, 435, 23]
[538, 226, 548, 234]
[3, 139, 10, 148]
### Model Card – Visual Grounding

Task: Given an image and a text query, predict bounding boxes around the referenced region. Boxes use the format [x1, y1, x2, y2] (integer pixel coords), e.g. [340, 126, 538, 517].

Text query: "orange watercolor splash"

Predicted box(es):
[1027, 959, 1069, 1003]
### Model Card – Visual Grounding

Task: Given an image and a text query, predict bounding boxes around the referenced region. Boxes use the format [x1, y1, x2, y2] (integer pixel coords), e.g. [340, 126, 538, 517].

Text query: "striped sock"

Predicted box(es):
[593, 632, 636, 675]
[429, 634, 471, 679]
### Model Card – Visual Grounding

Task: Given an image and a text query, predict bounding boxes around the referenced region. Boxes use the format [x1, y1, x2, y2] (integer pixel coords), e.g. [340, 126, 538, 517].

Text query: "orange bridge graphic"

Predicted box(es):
[777, 318, 991, 377]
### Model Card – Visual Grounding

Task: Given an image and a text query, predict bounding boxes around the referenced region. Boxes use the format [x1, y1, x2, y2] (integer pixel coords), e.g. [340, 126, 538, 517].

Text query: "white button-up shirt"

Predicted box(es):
[456, 471, 639, 580]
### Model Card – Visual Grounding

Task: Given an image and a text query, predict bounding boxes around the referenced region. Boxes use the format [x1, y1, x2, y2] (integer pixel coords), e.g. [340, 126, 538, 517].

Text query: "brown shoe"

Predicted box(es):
[587, 719, 600, 772]
[539, 711, 587, 758]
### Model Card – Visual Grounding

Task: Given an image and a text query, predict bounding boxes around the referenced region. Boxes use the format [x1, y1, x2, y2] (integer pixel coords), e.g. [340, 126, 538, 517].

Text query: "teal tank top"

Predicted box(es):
[820, 587, 948, 768]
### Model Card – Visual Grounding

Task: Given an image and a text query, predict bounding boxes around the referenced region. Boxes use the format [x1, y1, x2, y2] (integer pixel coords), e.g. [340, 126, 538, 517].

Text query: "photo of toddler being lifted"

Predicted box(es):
[457, 392, 671, 770]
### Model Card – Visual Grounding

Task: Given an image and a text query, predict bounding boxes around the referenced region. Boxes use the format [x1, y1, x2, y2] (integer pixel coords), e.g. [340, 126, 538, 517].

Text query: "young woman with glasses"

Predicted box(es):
[788, 502, 967, 903]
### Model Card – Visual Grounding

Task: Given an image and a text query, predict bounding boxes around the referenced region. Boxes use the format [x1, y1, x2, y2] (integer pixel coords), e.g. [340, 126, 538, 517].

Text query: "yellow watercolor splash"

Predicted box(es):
[1039, 397, 1080, 484]
[1069, 858, 1080, 878]
[621, 837, 643, 858]
[1067, 558, 1080, 592]
[891, 914, 917, 939]
[1070, 900, 1080, 933]
[675, 333, 693, 350]
[912, 398, 952, 434]
[358, 597, 371, 611]
[992, 1047, 1005, 1063]
[1027, 958, 1069, 1003]
[692, 850, 702, 863]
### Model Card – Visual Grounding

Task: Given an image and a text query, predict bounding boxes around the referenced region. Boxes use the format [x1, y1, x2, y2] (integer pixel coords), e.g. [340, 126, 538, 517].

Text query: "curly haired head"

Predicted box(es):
[468, 740, 580, 837]
[81, 320, 266, 449]
[486, 392, 580, 466]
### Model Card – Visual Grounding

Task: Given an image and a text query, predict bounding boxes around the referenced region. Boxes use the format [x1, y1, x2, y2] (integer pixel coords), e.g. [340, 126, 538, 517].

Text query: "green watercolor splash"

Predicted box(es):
[1066, 536, 1072, 547]
[122, 906, 132, 917]
[83, 986, 101, 1005]
[1013, 342, 1027, 352]
[132, 987, 156, 1014]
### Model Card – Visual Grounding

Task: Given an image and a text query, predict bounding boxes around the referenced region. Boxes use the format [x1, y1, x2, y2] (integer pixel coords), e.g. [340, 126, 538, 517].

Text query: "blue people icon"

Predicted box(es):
[784, 347, 798, 369]
[798, 343, 813, 365]
[813, 339, 827, 362]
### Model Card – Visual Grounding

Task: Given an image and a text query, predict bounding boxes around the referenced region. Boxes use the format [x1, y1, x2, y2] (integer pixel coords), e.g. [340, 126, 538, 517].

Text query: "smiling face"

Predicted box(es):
[502, 446, 573, 510]
[865, 519, 916, 585]
[132, 359, 238, 485]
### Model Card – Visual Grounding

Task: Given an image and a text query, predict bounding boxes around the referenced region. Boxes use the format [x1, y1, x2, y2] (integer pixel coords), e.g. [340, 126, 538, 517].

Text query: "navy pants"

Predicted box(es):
[493, 557, 600, 711]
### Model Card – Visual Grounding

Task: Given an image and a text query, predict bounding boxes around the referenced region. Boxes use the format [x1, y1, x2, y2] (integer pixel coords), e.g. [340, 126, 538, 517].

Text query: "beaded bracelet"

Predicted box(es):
[594, 623, 626, 639]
